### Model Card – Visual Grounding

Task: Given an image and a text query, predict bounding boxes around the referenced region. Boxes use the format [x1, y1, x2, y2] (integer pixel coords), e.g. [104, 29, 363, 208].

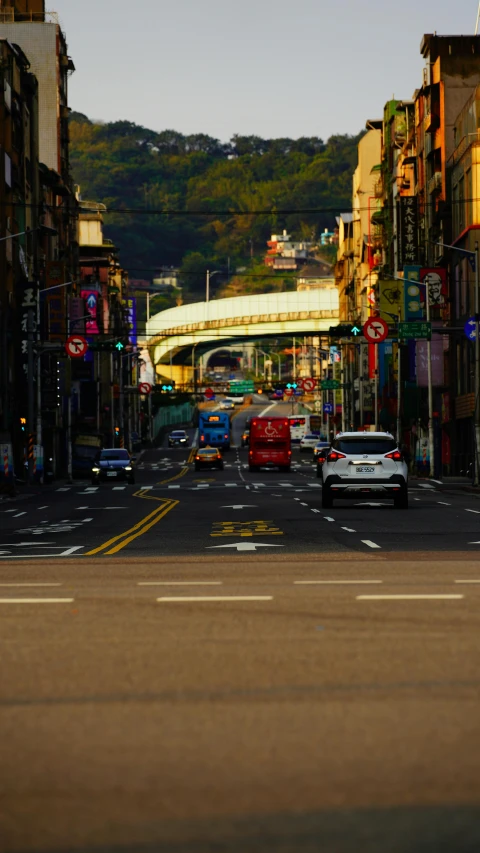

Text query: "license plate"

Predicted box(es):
[107, 471, 117, 477]
[356, 466, 375, 473]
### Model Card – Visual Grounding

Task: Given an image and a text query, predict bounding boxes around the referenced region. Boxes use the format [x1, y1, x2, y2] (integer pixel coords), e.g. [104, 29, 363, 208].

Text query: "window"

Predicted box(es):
[333, 438, 397, 455]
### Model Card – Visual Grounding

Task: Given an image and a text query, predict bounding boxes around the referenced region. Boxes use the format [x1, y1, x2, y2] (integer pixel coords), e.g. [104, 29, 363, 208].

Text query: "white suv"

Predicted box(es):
[321, 431, 408, 509]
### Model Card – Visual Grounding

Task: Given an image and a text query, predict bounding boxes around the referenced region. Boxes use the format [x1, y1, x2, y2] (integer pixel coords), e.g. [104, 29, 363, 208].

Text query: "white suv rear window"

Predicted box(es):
[334, 438, 397, 455]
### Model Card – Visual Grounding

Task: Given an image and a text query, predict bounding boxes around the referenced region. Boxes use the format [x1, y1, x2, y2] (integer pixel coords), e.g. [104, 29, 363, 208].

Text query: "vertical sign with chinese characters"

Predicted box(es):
[46, 262, 66, 341]
[125, 297, 137, 348]
[18, 282, 38, 405]
[398, 197, 419, 268]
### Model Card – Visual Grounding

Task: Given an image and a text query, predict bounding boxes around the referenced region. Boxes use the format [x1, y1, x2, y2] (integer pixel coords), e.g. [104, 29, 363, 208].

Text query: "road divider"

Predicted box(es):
[85, 492, 179, 556]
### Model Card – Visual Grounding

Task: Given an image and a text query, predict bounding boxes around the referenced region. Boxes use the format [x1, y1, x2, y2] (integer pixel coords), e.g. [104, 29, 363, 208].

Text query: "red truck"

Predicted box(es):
[248, 416, 291, 472]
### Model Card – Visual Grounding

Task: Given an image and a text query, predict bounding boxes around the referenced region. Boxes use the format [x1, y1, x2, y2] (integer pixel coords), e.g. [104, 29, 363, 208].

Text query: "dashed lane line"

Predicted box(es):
[0, 583, 62, 587]
[465, 509, 480, 514]
[357, 594, 464, 601]
[323, 517, 335, 522]
[341, 527, 356, 532]
[138, 581, 223, 587]
[361, 540, 381, 549]
[438, 502, 451, 506]
[295, 580, 383, 585]
[157, 596, 273, 603]
[455, 579, 480, 584]
[0, 598, 74, 604]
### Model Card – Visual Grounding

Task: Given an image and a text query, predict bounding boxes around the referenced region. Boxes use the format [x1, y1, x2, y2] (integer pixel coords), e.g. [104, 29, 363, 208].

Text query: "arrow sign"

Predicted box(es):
[86, 294, 97, 309]
[207, 542, 284, 552]
[220, 505, 258, 510]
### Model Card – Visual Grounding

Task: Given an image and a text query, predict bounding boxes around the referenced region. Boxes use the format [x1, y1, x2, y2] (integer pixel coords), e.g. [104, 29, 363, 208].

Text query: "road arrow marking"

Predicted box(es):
[220, 505, 258, 510]
[207, 542, 284, 552]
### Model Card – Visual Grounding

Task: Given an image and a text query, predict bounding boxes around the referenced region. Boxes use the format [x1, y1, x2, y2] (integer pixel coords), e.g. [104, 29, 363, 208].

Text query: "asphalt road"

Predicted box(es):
[1, 399, 480, 851]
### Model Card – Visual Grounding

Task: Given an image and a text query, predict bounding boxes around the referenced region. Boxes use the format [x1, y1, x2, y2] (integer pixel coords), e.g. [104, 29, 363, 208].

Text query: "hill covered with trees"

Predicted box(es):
[69, 113, 362, 299]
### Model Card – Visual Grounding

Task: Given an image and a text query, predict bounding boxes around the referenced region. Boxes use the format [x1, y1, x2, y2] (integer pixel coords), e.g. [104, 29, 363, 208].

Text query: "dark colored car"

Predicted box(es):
[91, 449, 135, 485]
[168, 429, 189, 447]
[315, 447, 330, 478]
[194, 447, 224, 471]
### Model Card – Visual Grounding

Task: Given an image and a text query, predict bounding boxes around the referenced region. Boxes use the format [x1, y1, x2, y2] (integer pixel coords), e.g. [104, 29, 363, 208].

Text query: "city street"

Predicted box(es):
[1, 401, 480, 852]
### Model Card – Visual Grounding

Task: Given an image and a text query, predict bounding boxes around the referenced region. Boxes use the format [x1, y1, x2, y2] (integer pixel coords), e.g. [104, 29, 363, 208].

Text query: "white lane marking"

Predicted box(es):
[37, 506, 49, 510]
[252, 483, 265, 487]
[437, 501, 451, 506]
[225, 483, 238, 487]
[82, 518, 93, 522]
[105, 507, 128, 509]
[157, 596, 273, 603]
[195, 484, 210, 489]
[429, 479, 443, 485]
[465, 509, 480, 514]
[418, 483, 435, 490]
[323, 517, 335, 522]
[295, 580, 383, 585]
[4, 510, 17, 513]
[259, 402, 278, 417]
[300, 502, 309, 507]
[294, 498, 301, 502]
[139, 581, 223, 586]
[208, 542, 284, 552]
[361, 540, 381, 549]
[455, 579, 480, 584]
[306, 483, 322, 488]
[311, 509, 321, 514]
[56, 488, 70, 492]
[113, 486, 126, 491]
[221, 505, 257, 510]
[279, 483, 293, 487]
[0, 598, 74, 604]
[357, 594, 464, 601]
[414, 498, 421, 501]
[167, 485, 181, 489]
[0, 583, 62, 587]
[60, 546, 84, 556]
[341, 527, 356, 532]
[76, 506, 88, 510]
[13, 512, 27, 517]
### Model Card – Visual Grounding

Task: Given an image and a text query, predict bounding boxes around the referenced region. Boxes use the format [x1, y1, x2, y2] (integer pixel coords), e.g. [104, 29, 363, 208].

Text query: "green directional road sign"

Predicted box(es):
[398, 321, 431, 340]
[321, 379, 340, 390]
[228, 381, 255, 393]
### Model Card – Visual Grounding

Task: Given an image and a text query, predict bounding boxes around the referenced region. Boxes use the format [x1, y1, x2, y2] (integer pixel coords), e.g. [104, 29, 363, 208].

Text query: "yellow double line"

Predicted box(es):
[85, 490, 178, 556]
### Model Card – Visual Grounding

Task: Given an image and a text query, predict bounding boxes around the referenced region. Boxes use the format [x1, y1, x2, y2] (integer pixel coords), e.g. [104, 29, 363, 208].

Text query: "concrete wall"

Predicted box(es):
[0, 23, 58, 170]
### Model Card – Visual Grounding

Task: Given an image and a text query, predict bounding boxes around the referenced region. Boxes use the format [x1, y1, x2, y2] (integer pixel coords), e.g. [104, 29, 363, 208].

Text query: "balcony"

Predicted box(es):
[427, 172, 442, 195]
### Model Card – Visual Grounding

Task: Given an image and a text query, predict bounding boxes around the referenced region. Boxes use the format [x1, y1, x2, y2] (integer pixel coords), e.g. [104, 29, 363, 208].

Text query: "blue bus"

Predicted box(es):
[198, 411, 231, 450]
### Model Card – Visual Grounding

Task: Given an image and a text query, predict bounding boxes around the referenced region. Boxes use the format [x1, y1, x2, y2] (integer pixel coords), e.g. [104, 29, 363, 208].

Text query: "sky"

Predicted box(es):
[59, 0, 480, 142]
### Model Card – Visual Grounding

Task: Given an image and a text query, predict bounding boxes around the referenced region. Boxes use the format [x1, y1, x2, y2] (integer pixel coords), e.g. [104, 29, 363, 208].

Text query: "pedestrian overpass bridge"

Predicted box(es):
[147, 289, 339, 378]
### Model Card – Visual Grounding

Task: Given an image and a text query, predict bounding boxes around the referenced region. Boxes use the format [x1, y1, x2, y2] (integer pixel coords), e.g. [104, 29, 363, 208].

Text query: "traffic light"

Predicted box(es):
[286, 383, 298, 390]
[329, 324, 362, 338]
[160, 382, 175, 393]
[115, 426, 120, 437]
[19, 417, 26, 432]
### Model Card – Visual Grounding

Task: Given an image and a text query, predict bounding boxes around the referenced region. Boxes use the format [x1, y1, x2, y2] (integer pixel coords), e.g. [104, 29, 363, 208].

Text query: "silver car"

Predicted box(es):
[321, 431, 408, 509]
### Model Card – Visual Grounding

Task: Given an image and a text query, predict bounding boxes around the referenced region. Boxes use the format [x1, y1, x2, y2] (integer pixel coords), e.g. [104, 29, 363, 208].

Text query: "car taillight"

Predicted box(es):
[328, 451, 346, 461]
[288, 450, 292, 455]
[249, 450, 253, 456]
[195, 455, 201, 460]
[200, 435, 204, 441]
[385, 450, 402, 461]
[224, 434, 228, 439]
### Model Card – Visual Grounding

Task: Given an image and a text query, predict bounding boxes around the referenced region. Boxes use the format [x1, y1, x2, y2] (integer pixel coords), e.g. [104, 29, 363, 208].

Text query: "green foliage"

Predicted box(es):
[70, 117, 362, 298]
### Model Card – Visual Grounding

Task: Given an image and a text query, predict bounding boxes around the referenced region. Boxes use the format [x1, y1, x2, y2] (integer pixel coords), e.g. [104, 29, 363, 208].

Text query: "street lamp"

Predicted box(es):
[206, 269, 221, 303]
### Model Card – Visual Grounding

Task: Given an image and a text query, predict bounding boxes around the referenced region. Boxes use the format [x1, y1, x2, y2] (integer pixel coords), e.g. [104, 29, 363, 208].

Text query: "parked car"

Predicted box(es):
[91, 449, 135, 485]
[194, 447, 224, 471]
[321, 431, 409, 508]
